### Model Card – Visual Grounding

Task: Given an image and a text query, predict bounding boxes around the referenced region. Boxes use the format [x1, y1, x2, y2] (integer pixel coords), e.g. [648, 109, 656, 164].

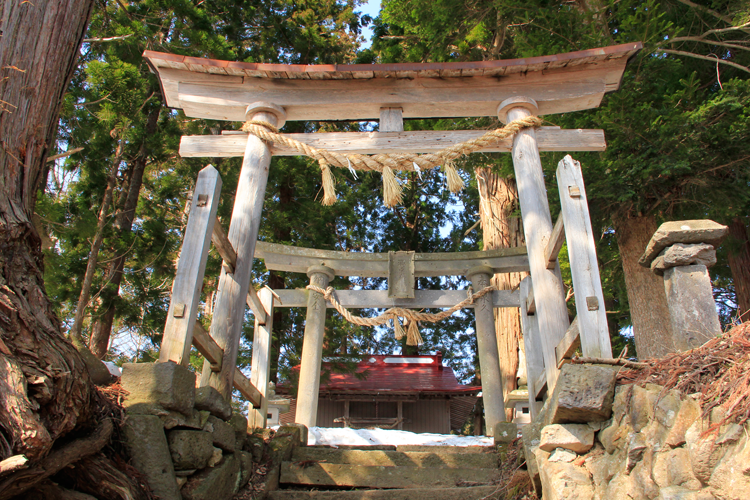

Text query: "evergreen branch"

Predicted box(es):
[83, 34, 133, 43]
[46, 147, 83, 163]
[674, 0, 734, 25]
[664, 37, 750, 52]
[655, 48, 750, 74]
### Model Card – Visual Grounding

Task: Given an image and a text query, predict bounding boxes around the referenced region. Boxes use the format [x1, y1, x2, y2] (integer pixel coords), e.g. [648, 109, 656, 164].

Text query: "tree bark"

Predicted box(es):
[89, 108, 160, 359]
[727, 217, 750, 321]
[0, 0, 95, 462]
[614, 214, 675, 359]
[475, 168, 527, 421]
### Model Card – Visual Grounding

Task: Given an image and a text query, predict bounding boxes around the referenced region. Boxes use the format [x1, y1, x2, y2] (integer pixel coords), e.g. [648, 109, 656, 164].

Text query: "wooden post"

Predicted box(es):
[248, 287, 274, 428]
[295, 265, 335, 428]
[498, 97, 570, 392]
[380, 107, 403, 132]
[201, 102, 286, 399]
[556, 155, 612, 359]
[468, 265, 505, 436]
[519, 277, 545, 419]
[160, 165, 222, 365]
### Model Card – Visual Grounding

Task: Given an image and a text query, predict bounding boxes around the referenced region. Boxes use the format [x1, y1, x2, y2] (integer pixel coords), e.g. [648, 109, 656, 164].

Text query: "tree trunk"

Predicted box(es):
[475, 168, 527, 421]
[614, 214, 675, 359]
[727, 217, 750, 321]
[89, 108, 160, 359]
[0, 0, 95, 462]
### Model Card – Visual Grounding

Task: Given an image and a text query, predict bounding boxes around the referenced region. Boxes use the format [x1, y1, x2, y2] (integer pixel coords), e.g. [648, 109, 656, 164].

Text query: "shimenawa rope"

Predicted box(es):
[242, 115, 543, 207]
[306, 284, 496, 346]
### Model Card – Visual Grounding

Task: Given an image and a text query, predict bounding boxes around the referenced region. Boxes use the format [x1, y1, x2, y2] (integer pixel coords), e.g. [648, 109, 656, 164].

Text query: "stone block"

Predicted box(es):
[204, 415, 235, 452]
[653, 448, 702, 490]
[604, 471, 646, 500]
[665, 397, 701, 448]
[540, 424, 594, 454]
[709, 433, 750, 498]
[598, 419, 620, 454]
[122, 361, 195, 417]
[547, 364, 617, 424]
[686, 419, 725, 484]
[207, 447, 222, 467]
[629, 385, 658, 432]
[493, 422, 518, 445]
[548, 448, 577, 463]
[664, 265, 722, 351]
[194, 386, 232, 421]
[276, 423, 308, 446]
[267, 434, 297, 466]
[639, 220, 728, 267]
[626, 432, 646, 473]
[244, 434, 265, 463]
[181, 454, 241, 500]
[521, 415, 544, 496]
[229, 413, 249, 450]
[537, 447, 594, 500]
[168, 430, 214, 470]
[161, 408, 204, 430]
[123, 414, 181, 500]
[651, 243, 717, 275]
[237, 450, 253, 489]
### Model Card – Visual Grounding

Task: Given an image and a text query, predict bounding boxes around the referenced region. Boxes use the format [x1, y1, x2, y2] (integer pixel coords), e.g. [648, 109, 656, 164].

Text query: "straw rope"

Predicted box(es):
[242, 115, 543, 207]
[306, 283, 496, 345]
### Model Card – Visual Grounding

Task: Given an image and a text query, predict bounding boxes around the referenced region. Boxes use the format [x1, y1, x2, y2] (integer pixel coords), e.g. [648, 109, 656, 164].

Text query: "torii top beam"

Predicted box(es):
[143, 43, 641, 122]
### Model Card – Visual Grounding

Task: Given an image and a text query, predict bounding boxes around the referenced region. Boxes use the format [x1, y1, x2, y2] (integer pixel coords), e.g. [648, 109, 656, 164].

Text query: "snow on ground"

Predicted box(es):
[307, 426, 494, 447]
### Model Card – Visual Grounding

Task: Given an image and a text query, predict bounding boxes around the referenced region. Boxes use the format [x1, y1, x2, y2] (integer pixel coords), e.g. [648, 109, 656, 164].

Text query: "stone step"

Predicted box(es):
[310, 445, 495, 454]
[279, 462, 499, 489]
[268, 485, 502, 500]
[292, 447, 498, 469]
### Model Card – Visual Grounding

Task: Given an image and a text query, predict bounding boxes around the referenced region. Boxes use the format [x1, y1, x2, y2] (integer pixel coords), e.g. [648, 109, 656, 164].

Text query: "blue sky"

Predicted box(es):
[359, 0, 381, 49]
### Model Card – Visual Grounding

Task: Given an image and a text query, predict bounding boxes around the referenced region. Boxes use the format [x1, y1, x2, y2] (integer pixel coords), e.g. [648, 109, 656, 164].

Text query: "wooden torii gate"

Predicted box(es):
[144, 42, 641, 435]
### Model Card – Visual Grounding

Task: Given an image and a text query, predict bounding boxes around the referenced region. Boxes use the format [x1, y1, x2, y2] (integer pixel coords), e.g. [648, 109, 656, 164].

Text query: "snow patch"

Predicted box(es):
[307, 427, 494, 447]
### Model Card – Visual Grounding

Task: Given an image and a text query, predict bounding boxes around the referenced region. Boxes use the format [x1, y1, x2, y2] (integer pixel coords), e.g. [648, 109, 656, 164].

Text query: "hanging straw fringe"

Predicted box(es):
[382, 167, 403, 207]
[444, 161, 464, 194]
[393, 318, 405, 340]
[241, 116, 543, 206]
[406, 320, 423, 346]
[320, 162, 337, 206]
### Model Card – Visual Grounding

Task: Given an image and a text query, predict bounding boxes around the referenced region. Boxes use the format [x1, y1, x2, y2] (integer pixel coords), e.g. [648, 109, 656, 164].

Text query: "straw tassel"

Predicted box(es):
[393, 318, 405, 340]
[320, 162, 337, 206]
[444, 161, 465, 194]
[382, 166, 403, 207]
[406, 320, 423, 346]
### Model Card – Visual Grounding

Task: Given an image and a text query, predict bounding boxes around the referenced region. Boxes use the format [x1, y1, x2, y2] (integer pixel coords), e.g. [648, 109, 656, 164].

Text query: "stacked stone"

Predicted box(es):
[120, 362, 256, 500]
[639, 220, 729, 352]
[522, 364, 750, 500]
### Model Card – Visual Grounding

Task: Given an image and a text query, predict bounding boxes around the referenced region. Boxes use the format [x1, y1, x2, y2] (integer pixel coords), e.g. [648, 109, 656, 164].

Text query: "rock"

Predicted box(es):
[548, 448, 577, 463]
[716, 423, 743, 446]
[540, 424, 594, 454]
[584, 450, 610, 493]
[653, 448, 702, 490]
[655, 390, 683, 428]
[161, 408, 204, 430]
[521, 413, 544, 495]
[598, 419, 619, 454]
[547, 364, 617, 424]
[194, 386, 232, 421]
[229, 412, 249, 450]
[175, 469, 196, 477]
[237, 450, 254, 489]
[664, 265, 722, 351]
[605, 471, 648, 500]
[537, 447, 594, 500]
[632, 452, 660, 499]
[122, 361, 195, 417]
[168, 430, 214, 470]
[181, 454, 241, 500]
[267, 434, 296, 466]
[629, 385, 658, 432]
[244, 434, 265, 463]
[639, 220, 728, 267]
[666, 397, 701, 448]
[276, 424, 308, 446]
[176, 477, 187, 489]
[204, 415, 235, 452]
[123, 414, 181, 500]
[658, 486, 715, 500]
[494, 422, 518, 445]
[709, 433, 750, 498]
[651, 243, 717, 275]
[626, 432, 647, 473]
[686, 416, 725, 484]
[207, 447, 222, 467]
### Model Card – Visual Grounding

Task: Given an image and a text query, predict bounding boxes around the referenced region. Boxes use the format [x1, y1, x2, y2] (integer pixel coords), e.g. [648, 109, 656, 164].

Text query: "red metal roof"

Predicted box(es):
[284, 354, 480, 395]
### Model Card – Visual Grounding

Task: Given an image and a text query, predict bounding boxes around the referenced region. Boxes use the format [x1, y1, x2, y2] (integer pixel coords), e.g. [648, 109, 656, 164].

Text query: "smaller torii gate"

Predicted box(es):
[144, 42, 640, 435]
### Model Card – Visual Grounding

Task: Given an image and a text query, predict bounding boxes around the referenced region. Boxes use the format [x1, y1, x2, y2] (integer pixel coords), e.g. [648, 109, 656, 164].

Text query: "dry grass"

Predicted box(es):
[618, 321, 750, 427]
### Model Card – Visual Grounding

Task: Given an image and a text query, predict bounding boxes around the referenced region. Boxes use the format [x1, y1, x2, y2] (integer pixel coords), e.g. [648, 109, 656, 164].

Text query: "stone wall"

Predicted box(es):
[120, 362, 257, 500]
[523, 365, 750, 500]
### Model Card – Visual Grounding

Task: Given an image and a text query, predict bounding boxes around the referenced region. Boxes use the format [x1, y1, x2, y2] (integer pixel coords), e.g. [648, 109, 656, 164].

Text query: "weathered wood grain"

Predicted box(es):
[520, 277, 546, 417]
[555, 316, 581, 369]
[545, 213, 566, 270]
[271, 289, 520, 308]
[249, 288, 274, 428]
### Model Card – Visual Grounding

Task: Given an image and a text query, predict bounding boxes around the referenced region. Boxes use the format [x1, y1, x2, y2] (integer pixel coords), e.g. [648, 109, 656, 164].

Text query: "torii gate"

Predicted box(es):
[144, 42, 641, 436]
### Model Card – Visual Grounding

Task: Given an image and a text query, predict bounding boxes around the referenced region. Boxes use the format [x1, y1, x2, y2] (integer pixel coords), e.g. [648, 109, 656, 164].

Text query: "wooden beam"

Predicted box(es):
[555, 316, 581, 369]
[246, 288, 267, 325]
[534, 371, 547, 400]
[380, 107, 403, 132]
[255, 241, 529, 277]
[249, 288, 274, 427]
[160, 165, 222, 366]
[234, 367, 263, 408]
[526, 286, 536, 314]
[557, 155, 612, 359]
[519, 277, 546, 418]
[271, 289, 520, 309]
[545, 213, 566, 270]
[192, 322, 222, 371]
[179, 128, 607, 158]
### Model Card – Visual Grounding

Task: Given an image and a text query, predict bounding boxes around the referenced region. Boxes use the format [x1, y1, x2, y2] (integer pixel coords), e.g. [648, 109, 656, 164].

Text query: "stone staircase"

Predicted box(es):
[268, 444, 503, 499]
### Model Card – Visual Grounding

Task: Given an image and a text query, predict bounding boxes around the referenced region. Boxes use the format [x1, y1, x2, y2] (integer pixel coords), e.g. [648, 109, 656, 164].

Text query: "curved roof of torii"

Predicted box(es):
[143, 42, 642, 122]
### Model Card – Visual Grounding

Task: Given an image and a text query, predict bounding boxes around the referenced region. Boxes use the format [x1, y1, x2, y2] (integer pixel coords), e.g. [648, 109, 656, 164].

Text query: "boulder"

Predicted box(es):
[161, 408, 205, 430]
[521, 412, 545, 495]
[194, 386, 232, 421]
[228, 412, 249, 450]
[651, 243, 717, 275]
[237, 450, 254, 489]
[665, 397, 701, 448]
[536, 447, 594, 500]
[276, 424, 308, 446]
[181, 454, 241, 500]
[493, 422, 518, 445]
[244, 434, 265, 463]
[639, 220, 728, 267]
[539, 424, 594, 454]
[547, 364, 617, 424]
[548, 448, 577, 463]
[664, 265, 722, 350]
[168, 430, 214, 470]
[123, 414, 181, 500]
[204, 415, 235, 452]
[122, 361, 195, 417]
